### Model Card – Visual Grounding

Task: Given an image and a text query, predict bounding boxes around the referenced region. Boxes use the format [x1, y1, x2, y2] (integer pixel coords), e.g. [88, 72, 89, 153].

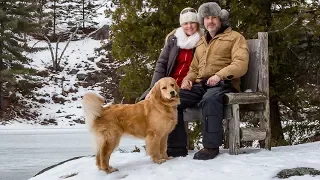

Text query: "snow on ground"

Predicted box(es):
[94, 0, 114, 27]
[29, 142, 320, 180]
[29, 38, 104, 126]
[1, 37, 108, 128]
[2, 0, 113, 128]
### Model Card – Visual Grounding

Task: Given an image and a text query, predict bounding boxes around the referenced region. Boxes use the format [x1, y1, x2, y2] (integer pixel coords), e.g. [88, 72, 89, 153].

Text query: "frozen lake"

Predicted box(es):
[0, 128, 144, 180]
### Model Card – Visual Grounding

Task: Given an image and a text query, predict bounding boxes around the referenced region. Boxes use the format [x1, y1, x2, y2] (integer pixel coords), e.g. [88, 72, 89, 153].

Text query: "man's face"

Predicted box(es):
[204, 16, 222, 34]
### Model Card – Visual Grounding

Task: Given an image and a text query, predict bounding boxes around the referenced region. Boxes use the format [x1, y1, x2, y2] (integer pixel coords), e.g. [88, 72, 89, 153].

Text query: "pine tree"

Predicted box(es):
[0, 0, 42, 110]
[107, 0, 319, 145]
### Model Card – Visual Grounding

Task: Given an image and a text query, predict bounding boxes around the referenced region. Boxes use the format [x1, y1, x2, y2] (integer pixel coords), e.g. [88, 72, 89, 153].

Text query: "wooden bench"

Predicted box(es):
[183, 32, 271, 155]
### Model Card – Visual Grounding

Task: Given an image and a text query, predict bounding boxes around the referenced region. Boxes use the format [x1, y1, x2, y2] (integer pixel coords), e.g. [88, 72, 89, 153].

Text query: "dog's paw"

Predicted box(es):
[160, 154, 172, 160]
[153, 158, 166, 164]
[166, 156, 174, 160]
[101, 166, 119, 174]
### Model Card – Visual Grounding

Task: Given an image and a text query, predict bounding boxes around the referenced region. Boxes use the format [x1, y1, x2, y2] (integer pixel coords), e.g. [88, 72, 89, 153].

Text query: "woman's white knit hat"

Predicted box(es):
[179, 7, 199, 25]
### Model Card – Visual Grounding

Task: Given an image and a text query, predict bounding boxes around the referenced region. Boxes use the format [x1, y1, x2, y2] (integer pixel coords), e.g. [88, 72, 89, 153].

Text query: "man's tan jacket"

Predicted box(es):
[184, 27, 249, 92]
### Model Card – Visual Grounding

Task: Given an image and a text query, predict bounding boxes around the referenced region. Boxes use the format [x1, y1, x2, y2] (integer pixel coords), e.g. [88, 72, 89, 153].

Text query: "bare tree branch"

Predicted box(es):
[268, 18, 299, 34]
[86, 25, 102, 39]
[57, 25, 80, 66]
[268, 6, 318, 34]
[24, 40, 43, 58]
[42, 35, 55, 65]
[54, 36, 63, 70]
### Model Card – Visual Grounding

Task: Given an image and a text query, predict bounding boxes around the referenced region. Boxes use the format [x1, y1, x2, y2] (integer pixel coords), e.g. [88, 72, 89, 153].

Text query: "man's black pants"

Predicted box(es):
[167, 82, 236, 149]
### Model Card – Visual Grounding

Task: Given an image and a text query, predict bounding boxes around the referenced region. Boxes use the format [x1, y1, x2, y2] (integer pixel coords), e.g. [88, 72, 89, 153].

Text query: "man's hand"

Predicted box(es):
[181, 79, 193, 90]
[206, 75, 221, 86]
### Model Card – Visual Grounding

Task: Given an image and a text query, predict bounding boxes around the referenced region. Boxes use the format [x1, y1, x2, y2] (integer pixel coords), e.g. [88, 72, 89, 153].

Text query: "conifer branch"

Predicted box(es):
[268, 18, 299, 34]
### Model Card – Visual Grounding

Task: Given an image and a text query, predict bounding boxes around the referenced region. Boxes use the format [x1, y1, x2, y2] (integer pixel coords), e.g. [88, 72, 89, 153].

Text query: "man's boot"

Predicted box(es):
[193, 148, 219, 160]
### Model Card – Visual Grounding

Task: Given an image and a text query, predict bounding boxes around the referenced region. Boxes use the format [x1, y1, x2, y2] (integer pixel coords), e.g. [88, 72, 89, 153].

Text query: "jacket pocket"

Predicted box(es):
[213, 38, 233, 58]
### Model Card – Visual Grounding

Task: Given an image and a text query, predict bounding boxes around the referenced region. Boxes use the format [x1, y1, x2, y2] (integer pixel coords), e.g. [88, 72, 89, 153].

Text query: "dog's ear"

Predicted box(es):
[174, 81, 180, 95]
[149, 80, 161, 100]
[174, 81, 180, 104]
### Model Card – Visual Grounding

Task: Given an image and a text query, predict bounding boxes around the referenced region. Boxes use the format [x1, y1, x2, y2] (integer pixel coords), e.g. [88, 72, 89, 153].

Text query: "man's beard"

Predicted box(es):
[206, 24, 221, 33]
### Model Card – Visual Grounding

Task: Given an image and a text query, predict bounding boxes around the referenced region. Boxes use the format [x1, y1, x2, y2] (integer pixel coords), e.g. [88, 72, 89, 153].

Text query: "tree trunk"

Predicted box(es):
[82, 0, 85, 28]
[270, 96, 285, 146]
[0, 52, 3, 111]
[53, 0, 56, 36]
[0, 18, 4, 110]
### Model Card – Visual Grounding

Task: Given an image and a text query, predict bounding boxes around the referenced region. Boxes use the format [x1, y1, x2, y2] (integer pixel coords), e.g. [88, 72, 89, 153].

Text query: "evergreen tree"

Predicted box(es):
[108, 0, 320, 145]
[107, 0, 211, 101]
[36, 0, 52, 35]
[0, 0, 42, 110]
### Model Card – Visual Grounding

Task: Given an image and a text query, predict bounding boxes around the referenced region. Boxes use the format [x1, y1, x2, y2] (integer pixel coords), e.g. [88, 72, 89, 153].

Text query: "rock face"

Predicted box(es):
[276, 167, 320, 179]
[89, 25, 110, 40]
[33, 156, 89, 177]
[76, 73, 86, 81]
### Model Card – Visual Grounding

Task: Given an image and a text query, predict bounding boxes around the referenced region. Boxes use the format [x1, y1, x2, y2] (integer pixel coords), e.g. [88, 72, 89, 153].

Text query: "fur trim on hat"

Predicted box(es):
[197, 2, 230, 27]
[179, 7, 198, 25]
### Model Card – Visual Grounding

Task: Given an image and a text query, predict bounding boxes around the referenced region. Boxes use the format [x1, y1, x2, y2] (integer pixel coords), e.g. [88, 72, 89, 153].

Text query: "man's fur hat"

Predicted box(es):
[197, 2, 230, 27]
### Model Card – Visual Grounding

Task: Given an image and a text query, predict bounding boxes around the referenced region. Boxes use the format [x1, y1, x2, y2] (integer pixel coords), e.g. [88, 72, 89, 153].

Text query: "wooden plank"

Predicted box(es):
[229, 104, 240, 155]
[241, 128, 266, 141]
[223, 106, 231, 149]
[240, 103, 265, 111]
[224, 92, 267, 105]
[241, 39, 260, 92]
[258, 32, 271, 150]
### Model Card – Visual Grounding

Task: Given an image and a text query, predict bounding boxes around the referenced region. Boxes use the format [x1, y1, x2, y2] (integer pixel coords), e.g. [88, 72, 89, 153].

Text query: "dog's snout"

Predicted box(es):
[170, 91, 175, 97]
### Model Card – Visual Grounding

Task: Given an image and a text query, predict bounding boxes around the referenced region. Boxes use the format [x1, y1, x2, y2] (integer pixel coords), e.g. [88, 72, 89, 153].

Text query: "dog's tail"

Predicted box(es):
[82, 92, 104, 129]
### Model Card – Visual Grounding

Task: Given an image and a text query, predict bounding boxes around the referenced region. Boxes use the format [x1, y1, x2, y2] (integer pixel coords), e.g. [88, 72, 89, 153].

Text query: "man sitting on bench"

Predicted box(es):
[167, 2, 249, 160]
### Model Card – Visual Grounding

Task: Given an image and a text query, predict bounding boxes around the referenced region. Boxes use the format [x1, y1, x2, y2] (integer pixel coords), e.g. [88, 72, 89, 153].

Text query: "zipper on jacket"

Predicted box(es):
[175, 51, 188, 83]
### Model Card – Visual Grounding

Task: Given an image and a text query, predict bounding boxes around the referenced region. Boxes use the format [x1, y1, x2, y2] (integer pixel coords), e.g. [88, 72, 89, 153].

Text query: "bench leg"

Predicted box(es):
[229, 104, 240, 155]
[259, 101, 271, 150]
[222, 118, 229, 149]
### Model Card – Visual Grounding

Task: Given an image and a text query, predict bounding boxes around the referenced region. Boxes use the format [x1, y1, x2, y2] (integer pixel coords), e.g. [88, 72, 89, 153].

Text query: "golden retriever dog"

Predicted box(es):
[82, 77, 180, 173]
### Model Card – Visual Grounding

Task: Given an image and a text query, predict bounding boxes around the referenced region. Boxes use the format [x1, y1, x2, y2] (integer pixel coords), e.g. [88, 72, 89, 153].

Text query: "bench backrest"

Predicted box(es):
[241, 32, 269, 94]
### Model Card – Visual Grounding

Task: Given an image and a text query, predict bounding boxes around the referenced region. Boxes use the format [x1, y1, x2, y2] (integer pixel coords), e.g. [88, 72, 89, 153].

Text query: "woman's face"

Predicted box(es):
[181, 22, 198, 36]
